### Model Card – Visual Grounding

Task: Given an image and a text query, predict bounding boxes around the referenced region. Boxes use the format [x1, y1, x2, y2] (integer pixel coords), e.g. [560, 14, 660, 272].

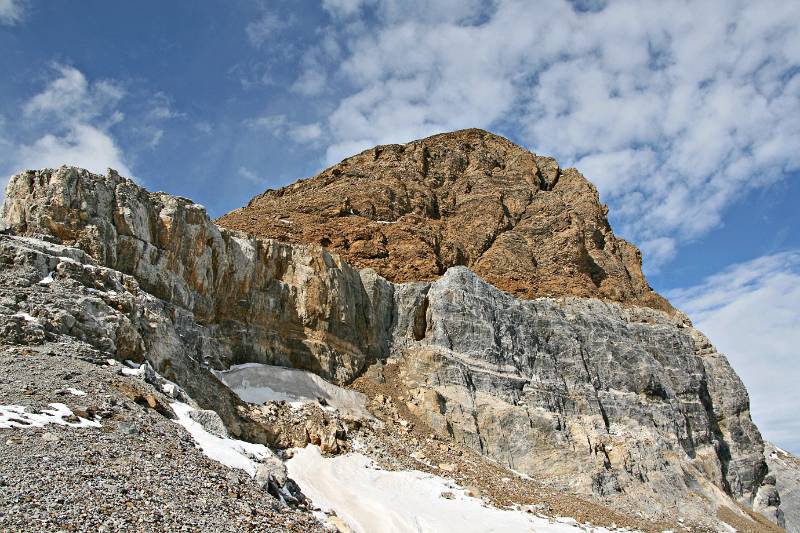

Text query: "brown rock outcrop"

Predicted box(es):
[217, 129, 670, 311]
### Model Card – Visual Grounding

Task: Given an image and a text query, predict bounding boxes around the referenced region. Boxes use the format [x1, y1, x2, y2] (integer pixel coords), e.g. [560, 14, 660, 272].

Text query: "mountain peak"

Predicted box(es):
[218, 129, 671, 311]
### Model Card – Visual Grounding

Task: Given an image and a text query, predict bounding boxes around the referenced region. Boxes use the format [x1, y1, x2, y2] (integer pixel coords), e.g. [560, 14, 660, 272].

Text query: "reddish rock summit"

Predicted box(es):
[218, 129, 670, 311]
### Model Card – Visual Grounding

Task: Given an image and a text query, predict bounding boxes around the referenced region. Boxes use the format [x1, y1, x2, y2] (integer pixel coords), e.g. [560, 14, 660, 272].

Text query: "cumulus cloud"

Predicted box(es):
[0, 0, 25, 25]
[668, 252, 800, 453]
[14, 65, 131, 176]
[1, 64, 183, 181]
[305, 0, 800, 271]
[16, 124, 129, 176]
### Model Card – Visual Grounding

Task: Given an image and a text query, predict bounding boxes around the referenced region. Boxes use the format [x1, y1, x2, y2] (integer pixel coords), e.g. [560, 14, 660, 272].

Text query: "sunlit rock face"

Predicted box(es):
[386, 266, 769, 521]
[1, 166, 384, 384]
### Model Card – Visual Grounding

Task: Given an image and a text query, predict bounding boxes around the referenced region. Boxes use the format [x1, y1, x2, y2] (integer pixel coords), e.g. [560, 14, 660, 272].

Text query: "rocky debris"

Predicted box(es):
[0, 346, 325, 532]
[218, 129, 671, 312]
[241, 400, 355, 455]
[187, 409, 229, 439]
[766, 442, 800, 532]
[0, 232, 278, 446]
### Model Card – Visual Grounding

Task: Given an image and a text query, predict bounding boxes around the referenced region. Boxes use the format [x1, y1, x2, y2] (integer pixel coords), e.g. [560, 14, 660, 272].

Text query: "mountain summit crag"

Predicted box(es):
[218, 129, 671, 312]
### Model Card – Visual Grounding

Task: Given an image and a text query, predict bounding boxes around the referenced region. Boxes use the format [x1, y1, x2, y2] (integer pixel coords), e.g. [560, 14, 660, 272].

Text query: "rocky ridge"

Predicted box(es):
[0, 155, 793, 532]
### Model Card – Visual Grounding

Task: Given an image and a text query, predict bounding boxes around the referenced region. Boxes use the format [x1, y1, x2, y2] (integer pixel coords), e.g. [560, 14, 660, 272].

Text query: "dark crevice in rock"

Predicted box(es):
[412, 294, 430, 341]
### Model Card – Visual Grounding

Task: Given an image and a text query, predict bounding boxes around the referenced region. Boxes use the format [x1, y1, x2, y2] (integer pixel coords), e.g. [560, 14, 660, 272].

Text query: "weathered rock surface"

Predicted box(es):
[766, 443, 800, 532]
[383, 267, 774, 526]
[0, 162, 788, 532]
[1, 166, 382, 384]
[217, 129, 671, 312]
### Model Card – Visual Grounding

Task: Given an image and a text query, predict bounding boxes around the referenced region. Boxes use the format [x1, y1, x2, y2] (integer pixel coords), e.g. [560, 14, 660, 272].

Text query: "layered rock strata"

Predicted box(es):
[1, 167, 382, 384]
[386, 267, 770, 522]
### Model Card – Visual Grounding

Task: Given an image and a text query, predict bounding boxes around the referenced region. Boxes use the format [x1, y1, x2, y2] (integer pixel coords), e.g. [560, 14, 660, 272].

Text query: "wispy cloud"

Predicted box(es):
[238, 166, 268, 185]
[668, 251, 800, 453]
[0, 0, 26, 26]
[1, 64, 183, 189]
[301, 0, 800, 271]
[245, 113, 322, 144]
[245, 12, 282, 47]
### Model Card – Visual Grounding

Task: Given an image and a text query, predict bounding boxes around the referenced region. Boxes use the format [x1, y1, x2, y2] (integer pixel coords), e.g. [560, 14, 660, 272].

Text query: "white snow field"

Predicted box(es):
[171, 401, 275, 477]
[212, 363, 372, 418]
[286, 445, 629, 533]
[0, 403, 101, 429]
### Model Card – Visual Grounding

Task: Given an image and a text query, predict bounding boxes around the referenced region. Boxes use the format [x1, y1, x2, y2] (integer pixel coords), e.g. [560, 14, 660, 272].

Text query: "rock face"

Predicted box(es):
[766, 443, 800, 532]
[0, 159, 787, 531]
[217, 129, 671, 312]
[386, 267, 771, 523]
[1, 167, 382, 384]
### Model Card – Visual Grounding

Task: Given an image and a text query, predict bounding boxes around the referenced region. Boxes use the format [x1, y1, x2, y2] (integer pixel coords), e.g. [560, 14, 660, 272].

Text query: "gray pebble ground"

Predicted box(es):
[0, 345, 325, 533]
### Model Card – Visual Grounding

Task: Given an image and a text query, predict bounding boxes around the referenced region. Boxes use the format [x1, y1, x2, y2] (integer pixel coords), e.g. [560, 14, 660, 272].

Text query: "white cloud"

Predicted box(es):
[668, 251, 800, 453]
[291, 68, 327, 96]
[17, 124, 130, 176]
[146, 92, 182, 122]
[302, 0, 800, 271]
[321, 0, 367, 18]
[238, 166, 267, 185]
[245, 113, 322, 144]
[0, 0, 25, 25]
[13, 65, 131, 176]
[3, 64, 182, 177]
[23, 66, 124, 123]
[288, 122, 322, 143]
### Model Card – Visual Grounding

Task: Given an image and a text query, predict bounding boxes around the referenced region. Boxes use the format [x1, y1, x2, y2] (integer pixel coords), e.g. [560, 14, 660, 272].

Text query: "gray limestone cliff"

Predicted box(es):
[765, 443, 800, 532]
[0, 165, 790, 530]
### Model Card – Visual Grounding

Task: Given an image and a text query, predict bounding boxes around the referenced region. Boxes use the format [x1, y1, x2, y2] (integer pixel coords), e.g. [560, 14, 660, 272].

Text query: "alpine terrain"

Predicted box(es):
[0, 129, 796, 532]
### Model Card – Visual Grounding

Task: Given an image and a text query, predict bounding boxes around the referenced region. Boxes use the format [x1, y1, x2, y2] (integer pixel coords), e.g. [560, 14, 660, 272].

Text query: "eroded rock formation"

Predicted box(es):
[385, 267, 769, 522]
[1, 167, 382, 384]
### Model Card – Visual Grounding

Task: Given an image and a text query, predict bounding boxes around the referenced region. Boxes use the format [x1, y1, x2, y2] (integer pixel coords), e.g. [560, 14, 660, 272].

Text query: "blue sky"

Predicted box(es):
[1, 0, 798, 452]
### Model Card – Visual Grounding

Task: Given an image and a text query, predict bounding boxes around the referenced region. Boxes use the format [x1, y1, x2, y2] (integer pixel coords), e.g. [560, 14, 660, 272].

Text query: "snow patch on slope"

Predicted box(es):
[213, 363, 372, 419]
[0, 403, 101, 429]
[171, 401, 276, 477]
[286, 445, 630, 533]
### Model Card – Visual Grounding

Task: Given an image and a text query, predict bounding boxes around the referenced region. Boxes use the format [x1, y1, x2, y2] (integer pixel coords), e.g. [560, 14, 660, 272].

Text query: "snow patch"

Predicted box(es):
[171, 401, 274, 477]
[286, 445, 628, 533]
[0, 403, 101, 429]
[121, 361, 146, 377]
[38, 272, 55, 285]
[66, 388, 87, 396]
[213, 363, 372, 419]
[12, 312, 36, 322]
